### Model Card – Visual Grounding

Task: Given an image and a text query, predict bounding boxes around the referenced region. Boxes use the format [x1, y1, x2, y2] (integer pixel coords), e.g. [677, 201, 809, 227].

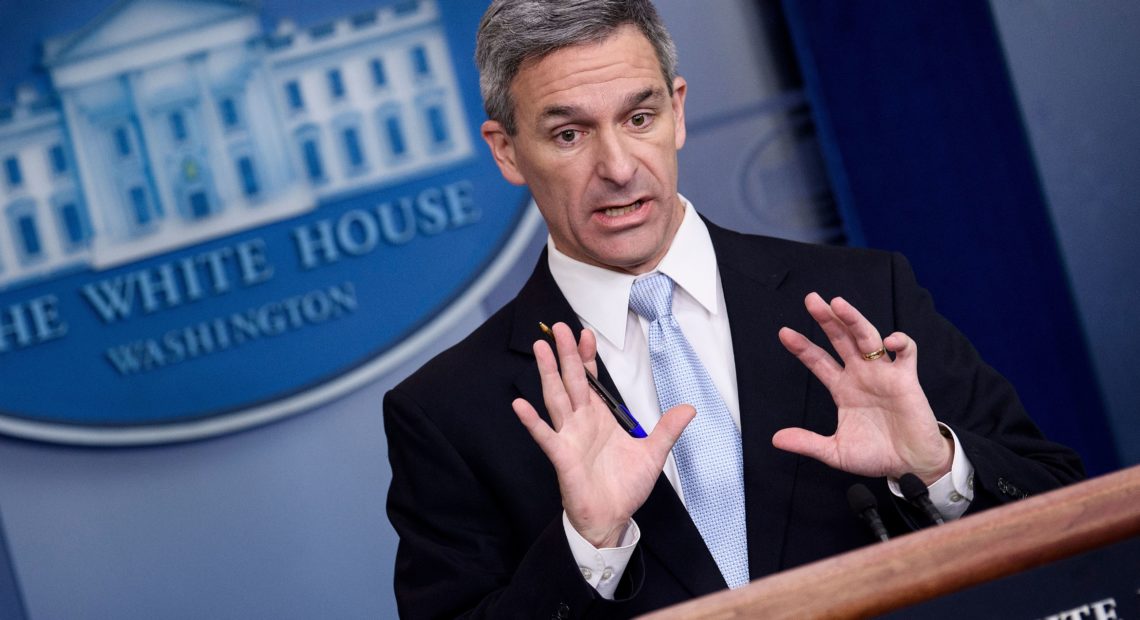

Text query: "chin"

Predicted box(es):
[599, 251, 662, 274]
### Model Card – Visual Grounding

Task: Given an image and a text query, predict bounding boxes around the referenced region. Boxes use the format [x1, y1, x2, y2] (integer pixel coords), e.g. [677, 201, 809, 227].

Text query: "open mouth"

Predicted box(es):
[601, 199, 645, 218]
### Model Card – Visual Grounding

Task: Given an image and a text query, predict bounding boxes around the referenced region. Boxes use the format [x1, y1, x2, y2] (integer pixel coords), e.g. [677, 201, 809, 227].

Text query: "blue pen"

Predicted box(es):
[538, 322, 647, 438]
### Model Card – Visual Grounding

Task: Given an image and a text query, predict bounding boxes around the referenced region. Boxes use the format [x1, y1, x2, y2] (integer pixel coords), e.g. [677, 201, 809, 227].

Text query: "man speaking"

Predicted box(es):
[383, 1, 1084, 617]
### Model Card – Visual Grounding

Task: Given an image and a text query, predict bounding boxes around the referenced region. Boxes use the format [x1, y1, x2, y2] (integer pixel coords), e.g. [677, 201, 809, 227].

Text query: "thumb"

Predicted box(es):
[649, 403, 696, 456]
[512, 397, 557, 455]
[884, 331, 918, 372]
[772, 427, 838, 468]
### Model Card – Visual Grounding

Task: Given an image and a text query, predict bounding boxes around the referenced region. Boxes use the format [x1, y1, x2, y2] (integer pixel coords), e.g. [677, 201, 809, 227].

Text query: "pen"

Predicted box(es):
[538, 322, 648, 438]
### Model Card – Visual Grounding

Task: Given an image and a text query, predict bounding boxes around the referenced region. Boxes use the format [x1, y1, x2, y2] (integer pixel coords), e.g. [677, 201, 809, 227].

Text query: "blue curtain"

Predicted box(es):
[781, 0, 1118, 475]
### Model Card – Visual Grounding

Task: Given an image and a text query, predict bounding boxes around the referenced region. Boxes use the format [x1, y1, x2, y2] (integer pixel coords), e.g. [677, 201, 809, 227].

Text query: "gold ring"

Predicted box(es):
[862, 347, 887, 361]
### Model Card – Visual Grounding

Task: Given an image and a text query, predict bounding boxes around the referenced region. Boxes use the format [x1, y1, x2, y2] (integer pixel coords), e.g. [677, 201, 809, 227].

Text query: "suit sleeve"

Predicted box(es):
[888, 252, 1086, 510]
[383, 387, 644, 619]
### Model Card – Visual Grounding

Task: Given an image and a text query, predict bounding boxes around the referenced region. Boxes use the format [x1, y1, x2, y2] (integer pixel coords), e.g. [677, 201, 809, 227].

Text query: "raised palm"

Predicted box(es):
[512, 323, 694, 547]
[773, 293, 952, 484]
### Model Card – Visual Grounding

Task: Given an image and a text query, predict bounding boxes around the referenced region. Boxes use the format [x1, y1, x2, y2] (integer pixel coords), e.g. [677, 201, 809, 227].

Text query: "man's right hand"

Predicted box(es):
[512, 322, 694, 548]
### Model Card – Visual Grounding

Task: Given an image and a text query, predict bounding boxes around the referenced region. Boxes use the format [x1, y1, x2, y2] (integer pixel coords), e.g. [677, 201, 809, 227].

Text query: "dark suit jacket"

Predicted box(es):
[384, 220, 1084, 619]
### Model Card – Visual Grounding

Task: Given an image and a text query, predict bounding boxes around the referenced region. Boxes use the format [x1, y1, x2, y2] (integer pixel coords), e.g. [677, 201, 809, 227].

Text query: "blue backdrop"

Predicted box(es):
[782, 0, 1121, 476]
[0, 1, 1135, 618]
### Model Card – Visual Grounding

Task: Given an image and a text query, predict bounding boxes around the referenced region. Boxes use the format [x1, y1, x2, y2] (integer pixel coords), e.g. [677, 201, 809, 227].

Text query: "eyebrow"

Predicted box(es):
[624, 87, 664, 110]
[537, 87, 665, 126]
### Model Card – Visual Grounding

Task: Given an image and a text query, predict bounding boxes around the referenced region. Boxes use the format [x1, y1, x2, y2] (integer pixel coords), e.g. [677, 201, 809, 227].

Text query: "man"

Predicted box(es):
[384, 1, 1084, 617]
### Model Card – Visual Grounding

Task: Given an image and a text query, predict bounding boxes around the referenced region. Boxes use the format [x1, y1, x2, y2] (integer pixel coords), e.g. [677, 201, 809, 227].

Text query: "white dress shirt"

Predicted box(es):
[549, 197, 974, 597]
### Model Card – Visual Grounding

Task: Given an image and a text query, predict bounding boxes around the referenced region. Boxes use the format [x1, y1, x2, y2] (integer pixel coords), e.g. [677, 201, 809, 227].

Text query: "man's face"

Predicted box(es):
[482, 25, 688, 275]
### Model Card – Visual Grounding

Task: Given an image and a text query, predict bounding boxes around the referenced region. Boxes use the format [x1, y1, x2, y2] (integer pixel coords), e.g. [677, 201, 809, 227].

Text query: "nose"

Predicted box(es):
[594, 128, 637, 187]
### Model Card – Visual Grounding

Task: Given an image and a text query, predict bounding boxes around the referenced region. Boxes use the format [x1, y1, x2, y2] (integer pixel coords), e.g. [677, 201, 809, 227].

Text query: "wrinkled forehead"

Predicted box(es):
[509, 26, 667, 121]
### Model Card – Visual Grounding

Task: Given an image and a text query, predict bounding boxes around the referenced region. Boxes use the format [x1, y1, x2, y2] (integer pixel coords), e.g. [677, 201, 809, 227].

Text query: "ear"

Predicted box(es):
[481, 120, 527, 186]
[670, 76, 688, 151]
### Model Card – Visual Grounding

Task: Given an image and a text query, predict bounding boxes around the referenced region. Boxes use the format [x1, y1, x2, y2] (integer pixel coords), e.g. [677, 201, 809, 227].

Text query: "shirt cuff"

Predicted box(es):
[888, 423, 975, 521]
[562, 511, 639, 600]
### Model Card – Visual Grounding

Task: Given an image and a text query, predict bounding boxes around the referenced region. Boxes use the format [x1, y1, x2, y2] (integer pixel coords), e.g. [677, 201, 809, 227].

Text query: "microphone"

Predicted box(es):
[899, 473, 946, 526]
[847, 483, 890, 542]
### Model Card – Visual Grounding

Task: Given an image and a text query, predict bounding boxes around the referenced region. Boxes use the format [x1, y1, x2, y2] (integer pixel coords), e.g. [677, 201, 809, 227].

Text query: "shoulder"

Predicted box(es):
[702, 217, 927, 329]
[703, 216, 902, 280]
[391, 297, 522, 405]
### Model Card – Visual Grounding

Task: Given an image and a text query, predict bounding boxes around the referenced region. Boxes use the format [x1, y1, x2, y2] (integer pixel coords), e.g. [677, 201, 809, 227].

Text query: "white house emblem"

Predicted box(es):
[0, 0, 539, 444]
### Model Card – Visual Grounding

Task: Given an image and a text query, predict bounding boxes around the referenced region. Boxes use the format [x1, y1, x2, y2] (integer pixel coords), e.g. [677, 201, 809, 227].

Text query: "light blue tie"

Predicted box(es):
[629, 273, 749, 589]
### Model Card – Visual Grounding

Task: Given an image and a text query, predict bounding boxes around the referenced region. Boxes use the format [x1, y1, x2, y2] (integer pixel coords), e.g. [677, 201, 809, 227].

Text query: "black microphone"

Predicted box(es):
[899, 473, 946, 526]
[847, 483, 890, 542]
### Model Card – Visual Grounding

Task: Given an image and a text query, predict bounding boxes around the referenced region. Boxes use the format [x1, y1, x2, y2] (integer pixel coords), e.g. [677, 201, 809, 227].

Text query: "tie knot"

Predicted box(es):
[629, 273, 675, 322]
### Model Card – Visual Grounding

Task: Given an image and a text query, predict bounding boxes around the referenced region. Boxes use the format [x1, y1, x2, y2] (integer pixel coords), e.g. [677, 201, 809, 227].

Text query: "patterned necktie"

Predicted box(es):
[629, 273, 749, 589]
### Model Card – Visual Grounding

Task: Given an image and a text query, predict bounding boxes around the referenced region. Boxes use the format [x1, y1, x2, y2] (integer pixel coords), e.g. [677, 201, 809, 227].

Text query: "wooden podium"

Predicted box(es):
[639, 465, 1140, 619]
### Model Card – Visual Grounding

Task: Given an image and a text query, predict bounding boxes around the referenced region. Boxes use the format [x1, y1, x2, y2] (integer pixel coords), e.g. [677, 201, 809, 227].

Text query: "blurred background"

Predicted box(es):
[0, 1, 1136, 617]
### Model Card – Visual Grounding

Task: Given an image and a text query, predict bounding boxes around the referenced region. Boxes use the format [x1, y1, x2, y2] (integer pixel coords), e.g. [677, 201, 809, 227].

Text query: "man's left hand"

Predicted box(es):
[773, 293, 953, 485]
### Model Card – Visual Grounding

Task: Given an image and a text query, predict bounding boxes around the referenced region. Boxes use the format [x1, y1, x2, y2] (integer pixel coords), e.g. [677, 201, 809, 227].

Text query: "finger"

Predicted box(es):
[512, 397, 558, 457]
[884, 331, 918, 372]
[803, 292, 861, 361]
[533, 340, 572, 429]
[649, 404, 696, 458]
[830, 297, 886, 362]
[771, 427, 839, 469]
[551, 322, 592, 409]
[578, 327, 599, 377]
[778, 326, 842, 388]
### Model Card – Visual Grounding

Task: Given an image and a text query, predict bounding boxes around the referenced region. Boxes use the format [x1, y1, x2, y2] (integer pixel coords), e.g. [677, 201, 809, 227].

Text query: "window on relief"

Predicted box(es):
[16, 214, 42, 260]
[113, 125, 133, 158]
[188, 191, 210, 219]
[415, 90, 453, 153]
[55, 199, 91, 250]
[285, 81, 305, 112]
[296, 127, 326, 184]
[376, 106, 409, 163]
[218, 98, 241, 131]
[410, 45, 431, 79]
[303, 140, 324, 182]
[4, 156, 22, 188]
[128, 185, 154, 228]
[47, 144, 68, 176]
[370, 58, 387, 89]
[6, 200, 43, 263]
[328, 69, 346, 101]
[169, 111, 187, 142]
[425, 103, 451, 150]
[342, 126, 367, 175]
[236, 155, 260, 198]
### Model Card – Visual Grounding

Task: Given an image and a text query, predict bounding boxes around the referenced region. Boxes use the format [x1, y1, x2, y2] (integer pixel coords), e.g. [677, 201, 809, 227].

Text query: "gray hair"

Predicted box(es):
[476, 0, 678, 135]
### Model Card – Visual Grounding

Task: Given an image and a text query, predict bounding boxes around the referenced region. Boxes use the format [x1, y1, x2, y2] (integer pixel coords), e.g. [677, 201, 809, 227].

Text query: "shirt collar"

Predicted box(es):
[547, 196, 720, 350]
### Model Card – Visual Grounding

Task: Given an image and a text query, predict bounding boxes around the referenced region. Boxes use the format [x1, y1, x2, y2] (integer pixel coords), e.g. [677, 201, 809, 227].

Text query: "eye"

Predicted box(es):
[628, 112, 654, 130]
[553, 128, 583, 146]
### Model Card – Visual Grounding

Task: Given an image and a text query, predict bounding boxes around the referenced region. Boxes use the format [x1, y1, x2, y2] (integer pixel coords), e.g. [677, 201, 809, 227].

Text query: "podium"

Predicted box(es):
[639, 465, 1140, 619]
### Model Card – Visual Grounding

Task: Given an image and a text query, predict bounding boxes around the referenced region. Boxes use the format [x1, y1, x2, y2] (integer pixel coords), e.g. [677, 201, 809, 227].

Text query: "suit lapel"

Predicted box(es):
[508, 250, 582, 429]
[507, 251, 728, 597]
[506, 225, 820, 591]
[707, 222, 814, 579]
